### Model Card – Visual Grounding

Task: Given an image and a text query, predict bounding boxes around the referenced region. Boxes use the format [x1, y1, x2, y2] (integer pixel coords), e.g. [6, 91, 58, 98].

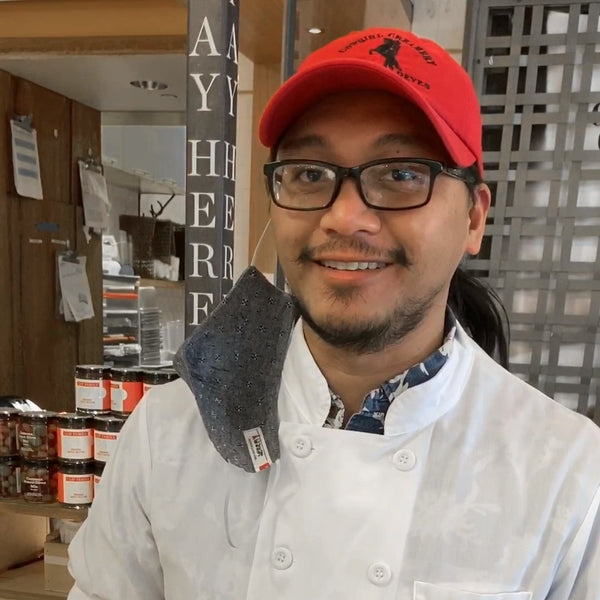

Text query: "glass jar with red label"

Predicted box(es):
[57, 459, 94, 508]
[93, 415, 126, 464]
[110, 368, 143, 416]
[0, 409, 19, 457]
[21, 459, 58, 503]
[75, 365, 111, 414]
[56, 413, 94, 461]
[142, 369, 179, 394]
[18, 411, 58, 460]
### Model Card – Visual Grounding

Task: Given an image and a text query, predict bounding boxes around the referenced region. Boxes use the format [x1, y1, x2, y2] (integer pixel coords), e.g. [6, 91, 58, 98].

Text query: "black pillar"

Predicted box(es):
[185, 0, 239, 335]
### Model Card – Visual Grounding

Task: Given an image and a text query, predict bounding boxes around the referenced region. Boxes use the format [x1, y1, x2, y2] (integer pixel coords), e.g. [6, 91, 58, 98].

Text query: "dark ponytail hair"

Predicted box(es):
[446, 164, 510, 368]
[448, 267, 509, 368]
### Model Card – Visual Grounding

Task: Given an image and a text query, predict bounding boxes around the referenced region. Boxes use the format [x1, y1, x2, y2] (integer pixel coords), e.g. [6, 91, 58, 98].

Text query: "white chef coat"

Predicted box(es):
[67, 320, 600, 600]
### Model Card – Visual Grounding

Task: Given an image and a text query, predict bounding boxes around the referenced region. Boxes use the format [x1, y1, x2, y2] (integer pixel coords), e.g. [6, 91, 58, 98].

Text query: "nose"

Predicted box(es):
[319, 178, 381, 236]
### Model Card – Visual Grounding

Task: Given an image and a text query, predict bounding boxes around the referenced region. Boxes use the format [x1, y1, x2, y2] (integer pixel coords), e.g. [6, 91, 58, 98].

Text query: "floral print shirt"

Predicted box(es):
[325, 314, 457, 434]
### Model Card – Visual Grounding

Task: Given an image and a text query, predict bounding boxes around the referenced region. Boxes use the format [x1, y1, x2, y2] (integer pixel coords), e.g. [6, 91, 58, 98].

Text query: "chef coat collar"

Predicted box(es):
[175, 267, 474, 471]
[280, 316, 473, 436]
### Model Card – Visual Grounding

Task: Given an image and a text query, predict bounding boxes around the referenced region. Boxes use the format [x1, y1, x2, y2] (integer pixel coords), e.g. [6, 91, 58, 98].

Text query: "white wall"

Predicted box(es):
[363, 0, 411, 30]
[412, 0, 467, 63]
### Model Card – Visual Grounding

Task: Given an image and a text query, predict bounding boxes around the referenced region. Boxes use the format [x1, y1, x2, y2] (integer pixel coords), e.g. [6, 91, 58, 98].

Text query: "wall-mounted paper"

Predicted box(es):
[78, 161, 110, 230]
[10, 120, 43, 200]
[57, 254, 95, 322]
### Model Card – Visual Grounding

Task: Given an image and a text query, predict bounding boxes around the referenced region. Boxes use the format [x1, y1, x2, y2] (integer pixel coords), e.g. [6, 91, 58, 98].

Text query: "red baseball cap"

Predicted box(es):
[259, 28, 483, 177]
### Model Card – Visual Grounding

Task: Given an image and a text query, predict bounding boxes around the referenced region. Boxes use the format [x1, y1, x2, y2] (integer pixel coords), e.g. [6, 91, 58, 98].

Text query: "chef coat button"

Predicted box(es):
[392, 448, 416, 471]
[290, 435, 312, 458]
[367, 562, 392, 586]
[271, 546, 293, 570]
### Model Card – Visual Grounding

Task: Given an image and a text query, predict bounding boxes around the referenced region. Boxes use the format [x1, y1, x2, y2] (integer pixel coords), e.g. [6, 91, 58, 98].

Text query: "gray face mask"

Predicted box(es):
[174, 266, 298, 473]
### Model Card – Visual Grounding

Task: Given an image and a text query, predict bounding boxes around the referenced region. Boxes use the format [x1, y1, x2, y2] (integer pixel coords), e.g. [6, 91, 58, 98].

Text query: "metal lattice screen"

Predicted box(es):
[465, 1, 600, 419]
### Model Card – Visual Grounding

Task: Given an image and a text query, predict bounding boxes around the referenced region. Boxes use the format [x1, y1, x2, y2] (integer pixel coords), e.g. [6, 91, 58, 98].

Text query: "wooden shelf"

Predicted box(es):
[139, 278, 184, 289]
[0, 499, 87, 521]
[103, 164, 184, 196]
[0, 560, 65, 600]
[0, 500, 84, 599]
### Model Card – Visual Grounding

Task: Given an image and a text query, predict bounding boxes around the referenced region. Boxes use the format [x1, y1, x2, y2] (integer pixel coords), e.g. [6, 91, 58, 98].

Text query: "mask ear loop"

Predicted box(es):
[250, 217, 277, 274]
[251, 218, 289, 292]
[251, 218, 272, 267]
[223, 219, 291, 548]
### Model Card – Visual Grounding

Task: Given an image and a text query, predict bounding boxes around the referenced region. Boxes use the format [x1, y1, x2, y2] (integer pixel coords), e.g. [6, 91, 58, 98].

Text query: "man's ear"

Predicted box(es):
[465, 183, 491, 256]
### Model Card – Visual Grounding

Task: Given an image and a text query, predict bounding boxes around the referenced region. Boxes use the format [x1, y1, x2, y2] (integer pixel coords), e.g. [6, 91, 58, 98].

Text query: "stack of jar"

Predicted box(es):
[0, 409, 20, 498]
[18, 410, 59, 503]
[56, 413, 95, 508]
[74, 365, 115, 499]
[75, 365, 179, 491]
[75, 365, 179, 419]
[0, 366, 179, 506]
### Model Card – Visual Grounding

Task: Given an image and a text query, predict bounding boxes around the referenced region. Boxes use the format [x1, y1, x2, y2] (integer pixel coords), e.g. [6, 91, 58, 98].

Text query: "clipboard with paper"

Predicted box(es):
[57, 251, 95, 322]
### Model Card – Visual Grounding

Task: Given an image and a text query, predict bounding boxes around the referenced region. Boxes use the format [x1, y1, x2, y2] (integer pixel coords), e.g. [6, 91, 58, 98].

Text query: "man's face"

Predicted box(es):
[270, 90, 489, 353]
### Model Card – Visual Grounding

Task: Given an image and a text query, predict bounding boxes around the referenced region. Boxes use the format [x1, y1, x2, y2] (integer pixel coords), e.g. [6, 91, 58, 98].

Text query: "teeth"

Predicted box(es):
[321, 261, 384, 271]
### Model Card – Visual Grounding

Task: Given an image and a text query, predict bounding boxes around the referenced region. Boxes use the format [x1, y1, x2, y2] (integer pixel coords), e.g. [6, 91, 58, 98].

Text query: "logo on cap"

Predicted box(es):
[369, 38, 401, 71]
[337, 33, 437, 90]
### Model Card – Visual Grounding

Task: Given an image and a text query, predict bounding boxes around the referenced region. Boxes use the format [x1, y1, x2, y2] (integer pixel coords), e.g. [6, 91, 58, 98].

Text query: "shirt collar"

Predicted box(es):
[327, 310, 457, 430]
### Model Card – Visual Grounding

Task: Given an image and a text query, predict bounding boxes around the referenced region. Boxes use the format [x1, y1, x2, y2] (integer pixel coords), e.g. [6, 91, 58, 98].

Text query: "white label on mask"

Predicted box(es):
[243, 427, 272, 472]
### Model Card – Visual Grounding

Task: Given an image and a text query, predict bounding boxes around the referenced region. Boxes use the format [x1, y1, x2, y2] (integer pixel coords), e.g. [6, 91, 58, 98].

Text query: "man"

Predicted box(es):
[67, 27, 600, 599]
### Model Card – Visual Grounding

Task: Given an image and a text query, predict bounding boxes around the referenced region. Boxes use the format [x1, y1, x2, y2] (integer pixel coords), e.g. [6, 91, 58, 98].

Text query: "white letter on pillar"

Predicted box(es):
[189, 17, 221, 57]
[191, 192, 216, 228]
[226, 75, 238, 117]
[189, 73, 220, 111]
[224, 195, 235, 231]
[188, 140, 219, 176]
[190, 243, 217, 278]
[223, 142, 236, 181]
[227, 23, 238, 64]
[190, 292, 214, 325]
[223, 244, 233, 281]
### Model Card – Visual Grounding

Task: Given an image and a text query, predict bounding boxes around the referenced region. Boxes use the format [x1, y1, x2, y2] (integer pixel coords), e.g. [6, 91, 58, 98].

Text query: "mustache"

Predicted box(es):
[298, 237, 412, 267]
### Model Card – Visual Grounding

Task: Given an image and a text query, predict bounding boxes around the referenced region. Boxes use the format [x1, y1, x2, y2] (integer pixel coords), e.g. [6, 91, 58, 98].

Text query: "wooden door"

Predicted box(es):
[0, 70, 15, 393]
[16, 198, 78, 411]
[13, 78, 70, 205]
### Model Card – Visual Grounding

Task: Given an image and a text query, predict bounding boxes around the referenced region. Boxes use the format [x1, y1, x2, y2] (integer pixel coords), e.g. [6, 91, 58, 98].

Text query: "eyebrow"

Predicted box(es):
[277, 134, 327, 154]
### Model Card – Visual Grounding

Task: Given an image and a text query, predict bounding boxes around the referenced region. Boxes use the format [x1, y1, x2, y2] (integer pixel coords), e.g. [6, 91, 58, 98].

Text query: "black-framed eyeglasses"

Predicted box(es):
[263, 158, 478, 211]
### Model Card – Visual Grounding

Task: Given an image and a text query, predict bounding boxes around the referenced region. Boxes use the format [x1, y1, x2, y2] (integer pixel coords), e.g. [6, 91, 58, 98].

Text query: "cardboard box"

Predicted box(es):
[0, 511, 46, 571]
[44, 531, 74, 593]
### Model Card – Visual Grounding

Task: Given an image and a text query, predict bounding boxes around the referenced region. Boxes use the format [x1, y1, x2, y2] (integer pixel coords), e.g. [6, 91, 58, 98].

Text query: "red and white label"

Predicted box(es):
[110, 381, 143, 414]
[57, 472, 93, 505]
[57, 428, 93, 460]
[93, 431, 119, 462]
[75, 378, 110, 411]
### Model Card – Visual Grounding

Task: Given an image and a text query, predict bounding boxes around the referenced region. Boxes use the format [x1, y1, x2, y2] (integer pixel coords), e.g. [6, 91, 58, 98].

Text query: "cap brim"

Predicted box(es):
[259, 59, 477, 169]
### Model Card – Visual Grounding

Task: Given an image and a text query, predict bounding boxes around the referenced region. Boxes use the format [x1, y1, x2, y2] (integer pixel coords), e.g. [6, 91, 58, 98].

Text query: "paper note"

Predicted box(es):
[78, 161, 110, 230]
[11, 120, 43, 200]
[57, 254, 95, 322]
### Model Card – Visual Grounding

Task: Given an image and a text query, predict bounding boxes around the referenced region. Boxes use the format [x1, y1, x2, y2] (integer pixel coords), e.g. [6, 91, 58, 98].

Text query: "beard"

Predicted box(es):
[292, 238, 444, 353]
[293, 286, 440, 354]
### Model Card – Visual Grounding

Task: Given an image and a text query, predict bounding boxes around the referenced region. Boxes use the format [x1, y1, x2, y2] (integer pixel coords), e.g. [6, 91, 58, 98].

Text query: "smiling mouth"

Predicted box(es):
[319, 260, 387, 271]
